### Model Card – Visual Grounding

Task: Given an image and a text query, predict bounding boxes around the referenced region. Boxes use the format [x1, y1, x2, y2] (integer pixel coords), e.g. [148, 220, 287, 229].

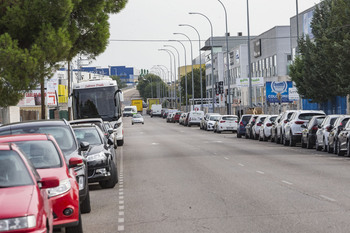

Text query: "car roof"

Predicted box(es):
[0, 134, 50, 142]
[0, 120, 69, 132]
[70, 118, 104, 124]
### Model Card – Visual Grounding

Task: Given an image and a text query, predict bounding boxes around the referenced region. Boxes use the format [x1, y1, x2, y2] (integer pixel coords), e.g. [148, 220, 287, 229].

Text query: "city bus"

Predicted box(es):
[72, 79, 124, 146]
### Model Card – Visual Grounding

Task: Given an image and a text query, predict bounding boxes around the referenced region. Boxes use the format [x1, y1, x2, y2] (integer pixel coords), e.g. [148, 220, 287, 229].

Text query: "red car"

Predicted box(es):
[0, 143, 59, 233]
[174, 112, 183, 123]
[0, 134, 83, 233]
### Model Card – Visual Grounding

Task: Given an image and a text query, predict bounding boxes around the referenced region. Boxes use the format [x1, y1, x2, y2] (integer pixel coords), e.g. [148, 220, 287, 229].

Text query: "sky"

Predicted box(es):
[89, 0, 321, 72]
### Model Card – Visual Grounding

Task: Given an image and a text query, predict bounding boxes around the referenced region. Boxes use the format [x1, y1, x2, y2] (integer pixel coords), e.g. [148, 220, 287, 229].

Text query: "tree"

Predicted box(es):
[0, 0, 73, 107]
[137, 74, 166, 100]
[180, 68, 206, 103]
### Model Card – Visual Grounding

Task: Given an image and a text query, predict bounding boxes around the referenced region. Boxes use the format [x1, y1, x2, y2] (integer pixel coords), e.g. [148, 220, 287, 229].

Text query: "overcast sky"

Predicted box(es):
[89, 0, 321, 71]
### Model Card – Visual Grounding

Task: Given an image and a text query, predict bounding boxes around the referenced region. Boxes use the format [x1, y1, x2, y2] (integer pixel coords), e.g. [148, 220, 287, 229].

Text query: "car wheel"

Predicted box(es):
[306, 136, 313, 149]
[270, 134, 275, 142]
[117, 139, 124, 146]
[66, 211, 83, 233]
[217, 130, 221, 134]
[132, 123, 134, 125]
[315, 138, 322, 151]
[328, 141, 333, 153]
[347, 141, 350, 157]
[337, 140, 345, 156]
[80, 186, 91, 214]
[334, 139, 338, 154]
[289, 132, 296, 147]
[322, 137, 328, 152]
[237, 133, 241, 138]
[301, 140, 307, 148]
[99, 160, 118, 189]
[283, 135, 289, 146]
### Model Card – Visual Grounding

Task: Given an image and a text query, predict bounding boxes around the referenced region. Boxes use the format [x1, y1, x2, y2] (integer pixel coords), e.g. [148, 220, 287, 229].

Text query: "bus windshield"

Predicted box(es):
[73, 86, 121, 121]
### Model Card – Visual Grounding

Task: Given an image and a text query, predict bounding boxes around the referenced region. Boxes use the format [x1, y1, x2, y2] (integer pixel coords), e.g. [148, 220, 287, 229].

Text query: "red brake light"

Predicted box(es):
[295, 121, 304, 125]
[235, 120, 238, 123]
[312, 126, 318, 131]
[284, 120, 288, 123]
[220, 121, 225, 123]
[266, 123, 272, 127]
[240, 122, 244, 126]
[257, 123, 262, 126]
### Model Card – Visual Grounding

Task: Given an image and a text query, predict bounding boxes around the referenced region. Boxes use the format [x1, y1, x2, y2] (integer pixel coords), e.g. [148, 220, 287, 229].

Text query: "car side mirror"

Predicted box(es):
[80, 141, 90, 151]
[107, 128, 114, 135]
[107, 137, 114, 146]
[39, 176, 60, 189]
[68, 157, 84, 169]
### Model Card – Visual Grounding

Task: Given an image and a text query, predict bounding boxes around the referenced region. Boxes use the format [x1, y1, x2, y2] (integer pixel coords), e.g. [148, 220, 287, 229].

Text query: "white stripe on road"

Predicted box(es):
[282, 180, 293, 185]
[256, 171, 265, 174]
[320, 195, 336, 202]
[224, 157, 229, 160]
[238, 163, 245, 167]
[118, 147, 125, 232]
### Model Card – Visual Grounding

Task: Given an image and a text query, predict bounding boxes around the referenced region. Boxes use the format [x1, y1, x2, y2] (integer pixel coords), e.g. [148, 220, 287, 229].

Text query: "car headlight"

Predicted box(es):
[0, 215, 36, 232]
[114, 122, 122, 128]
[87, 152, 106, 162]
[47, 179, 71, 197]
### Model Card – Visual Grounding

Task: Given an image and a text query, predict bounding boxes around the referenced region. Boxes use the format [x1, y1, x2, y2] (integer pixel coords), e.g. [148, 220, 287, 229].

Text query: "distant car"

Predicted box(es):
[0, 143, 59, 233]
[300, 115, 326, 149]
[206, 115, 221, 131]
[72, 124, 118, 189]
[245, 115, 259, 139]
[251, 115, 268, 140]
[259, 115, 278, 141]
[284, 110, 325, 146]
[214, 115, 238, 133]
[270, 113, 283, 143]
[276, 110, 296, 144]
[187, 111, 204, 127]
[201, 113, 217, 130]
[336, 119, 350, 156]
[132, 113, 145, 125]
[327, 115, 350, 154]
[166, 112, 176, 123]
[123, 106, 137, 117]
[0, 120, 91, 214]
[236, 114, 252, 138]
[179, 113, 187, 125]
[315, 114, 339, 151]
[0, 134, 83, 232]
[173, 112, 182, 123]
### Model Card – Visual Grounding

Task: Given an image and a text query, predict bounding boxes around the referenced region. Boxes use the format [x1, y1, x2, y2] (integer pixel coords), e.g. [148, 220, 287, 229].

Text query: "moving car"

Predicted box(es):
[123, 106, 137, 117]
[132, 114, 145, 125]
[214, 115, 238, 133]
[72, 124, 118, 189]
[236, 114, 252, 138]
[0, 120, 92, 214]
[0, 143, 59, 233]
[0, 134, 83, 232]
[300, 115, 326, 149]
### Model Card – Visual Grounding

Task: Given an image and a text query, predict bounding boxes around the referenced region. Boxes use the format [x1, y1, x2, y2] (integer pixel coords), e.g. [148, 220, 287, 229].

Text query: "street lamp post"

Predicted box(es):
[160, 48, 177, 108]
[217, 0, 231, 115]
[189, 12, 215, 113]
[179, 24, 203, 111]
[157, 65, 169, 100]
[246, 0, 253, 108]
[174, 32, 195, 111]
[164, 45, 180, 110]
[169, 40, 188, 112]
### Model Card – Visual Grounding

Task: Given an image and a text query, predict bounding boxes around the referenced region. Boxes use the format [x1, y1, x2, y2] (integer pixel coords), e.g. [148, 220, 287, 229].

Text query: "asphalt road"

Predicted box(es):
[82, 111, 350, 233]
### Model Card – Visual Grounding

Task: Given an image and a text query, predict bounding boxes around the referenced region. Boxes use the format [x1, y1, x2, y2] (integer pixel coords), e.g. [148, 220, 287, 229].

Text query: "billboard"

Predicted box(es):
[266, 81, 293, 103]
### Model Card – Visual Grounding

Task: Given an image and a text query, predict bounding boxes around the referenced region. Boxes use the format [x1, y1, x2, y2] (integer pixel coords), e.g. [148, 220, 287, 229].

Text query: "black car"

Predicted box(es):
[237, 114, 252, 138]
[327, 115, 350, 154]
[72, 124, 118, 189]
[301, 115, 326, 149]
[0, 119, 91, 213]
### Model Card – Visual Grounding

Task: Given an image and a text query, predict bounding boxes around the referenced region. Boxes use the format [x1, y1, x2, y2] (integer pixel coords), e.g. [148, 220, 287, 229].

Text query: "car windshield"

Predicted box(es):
[222, 116, 237, 121]
[241, 116, 251, 123]
[270, 116, 277, 122]
[299, 113, 324, 121]
[73, 127, 103, 145]
[0, 125, 77, 156]
[133, 114, 142, 118]
[210, 116, 221, 121]
[0, 150, 33, 188]
[124, 108, 133, 112]
[14, 141, 62, 169]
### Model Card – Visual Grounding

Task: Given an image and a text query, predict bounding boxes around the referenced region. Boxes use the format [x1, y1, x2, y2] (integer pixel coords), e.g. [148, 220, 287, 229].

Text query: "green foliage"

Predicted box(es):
[110, 75, 127, 89]
[289, 0, 350, 103]
[137, 74, 167, 100]
[180, 68, 206, 103]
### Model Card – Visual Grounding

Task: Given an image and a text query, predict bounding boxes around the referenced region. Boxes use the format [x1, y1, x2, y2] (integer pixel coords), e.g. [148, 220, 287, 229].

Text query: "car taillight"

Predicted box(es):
[240, 122, 244, 126]
[284, 120, 288, 123]
[326, 126, 331, 131]
[266, 123, 272, 127]
[220, 121, 225, 123]
[257, 123, 262, 126]
[312, 126, 318, 131]
[295, 121, 304, 125]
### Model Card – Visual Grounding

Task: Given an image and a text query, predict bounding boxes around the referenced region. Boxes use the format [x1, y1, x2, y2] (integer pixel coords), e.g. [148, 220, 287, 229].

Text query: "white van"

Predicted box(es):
[123, 106, 137, 117]
[151, 104, 162, 117]
[187, 111, 204, 127]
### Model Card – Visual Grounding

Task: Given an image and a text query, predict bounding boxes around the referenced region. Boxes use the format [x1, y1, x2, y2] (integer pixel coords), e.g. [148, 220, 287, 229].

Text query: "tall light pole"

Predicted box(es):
[159, 49, 173, 106]
[174, 32, 195, 110]
[189, 12, 215, 112]
[169, 39, 189, 112]
[179, 24, 203, 111]
[246, 0, 253, 107]
[158, 65, 169, 99]
[217, 0, 231, 115]
[160, 48, 177, 108]
[164, 45, 180, 110]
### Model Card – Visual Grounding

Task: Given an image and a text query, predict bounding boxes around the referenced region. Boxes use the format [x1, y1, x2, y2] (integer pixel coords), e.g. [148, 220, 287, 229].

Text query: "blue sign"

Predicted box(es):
[266, 81, 293, 103]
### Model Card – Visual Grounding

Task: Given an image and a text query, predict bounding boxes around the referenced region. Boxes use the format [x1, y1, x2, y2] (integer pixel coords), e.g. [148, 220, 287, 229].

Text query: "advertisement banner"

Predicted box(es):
[266, 81, 293, 103]
[237, 77, 264, 87]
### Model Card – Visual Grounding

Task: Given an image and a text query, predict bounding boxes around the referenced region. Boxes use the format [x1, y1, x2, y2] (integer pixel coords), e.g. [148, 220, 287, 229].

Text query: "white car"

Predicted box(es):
[259, 115, 278, 141]
[206, 115, 221, 131]
[252, 115, 268, 139]
[214, 115, 238, 133]
[187, 111, 204, 127]
[132, 114, 144, 125]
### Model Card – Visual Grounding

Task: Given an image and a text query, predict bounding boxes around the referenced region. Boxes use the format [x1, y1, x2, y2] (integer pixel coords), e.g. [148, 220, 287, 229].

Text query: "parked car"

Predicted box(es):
[0, 142, 59, 233]
[315, 115, 340, 151]
[251, 115, 268, 140]
[275, 110, 296, 144]
[284, 110, 325, 146]
[174, 112, 182, 123]
[259, 115, 278, 141]
[104, 121, 117, 149]
[327, 115, 350, 153]
[214, 115, 238, 133]
[72, 124, 118, 189]
[245, 115, 259, 139]
[0, 120, 92, 214]
[187, 111, 204, 127]
[270, 113, 283, 143]
[183, 113, 190, 126]
[206, 115, 221, 131]
[0, 134, 83, 232]
[335, 119, 350, 156]
[179, 113, 188, 125]
[300, 115, 326, 149]
[166, 112, 176, 123]
[132, 113, 145, 125]
[201, 113, 216, 130]
[236, 114, 252, 138]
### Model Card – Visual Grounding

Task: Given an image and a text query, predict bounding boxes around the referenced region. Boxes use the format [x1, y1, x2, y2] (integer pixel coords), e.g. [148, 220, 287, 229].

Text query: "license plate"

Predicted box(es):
[227, 127, 234, 130]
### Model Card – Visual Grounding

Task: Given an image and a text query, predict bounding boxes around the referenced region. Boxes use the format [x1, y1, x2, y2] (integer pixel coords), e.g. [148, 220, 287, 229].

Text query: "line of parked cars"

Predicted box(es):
[0, 118, 120, 233]
[237, 110, 350, 156]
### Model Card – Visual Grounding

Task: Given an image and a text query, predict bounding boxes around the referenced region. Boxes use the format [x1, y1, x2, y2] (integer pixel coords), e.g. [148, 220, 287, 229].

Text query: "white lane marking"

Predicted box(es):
[119, 201, 124, 204]
[118, 147, 125, 232]
[215, 141, 223, 143]
[119, 211, 124, 216]
[256, 171, 265, 174]
[320, 195, 336, 202]
[224, 157, 229, 160]
[119, 205, 125, 210]
[282, 180, 293, 185]
[118, 226, 125, 231]
[238, 163, 245, 167]
[118, 218, 124, 223]
[152, 142, 159, 145]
